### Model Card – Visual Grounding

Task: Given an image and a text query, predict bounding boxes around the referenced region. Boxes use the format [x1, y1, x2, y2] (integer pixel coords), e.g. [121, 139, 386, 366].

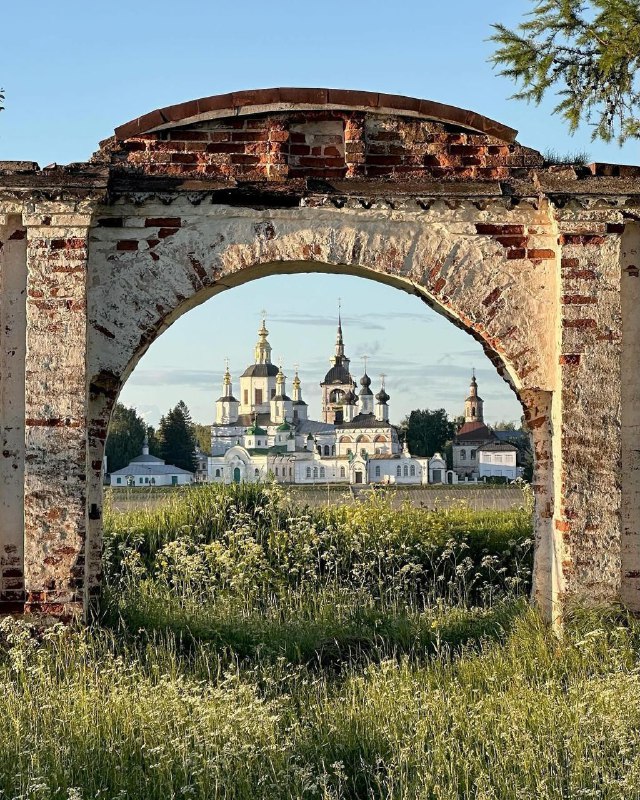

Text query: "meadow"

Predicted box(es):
[1, 483, 640, 799]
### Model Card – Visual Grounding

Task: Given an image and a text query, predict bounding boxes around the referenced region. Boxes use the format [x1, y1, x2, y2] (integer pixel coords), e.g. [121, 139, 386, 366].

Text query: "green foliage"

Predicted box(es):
[193, 422, 211, 454]
[3, 485, 640, 797]
[493, 420, 518, 431]
[105, 403, 147, 473]
[101, 483, 534, 656]
[491, 0, 640, 143]
[157, 400, 198, 472]
[401, 408, 455, 457]
[3, 595, 640, 796]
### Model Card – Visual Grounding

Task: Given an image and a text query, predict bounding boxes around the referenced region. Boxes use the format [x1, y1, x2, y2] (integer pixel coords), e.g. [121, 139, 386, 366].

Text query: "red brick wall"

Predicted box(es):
[105, 110, 543, 183]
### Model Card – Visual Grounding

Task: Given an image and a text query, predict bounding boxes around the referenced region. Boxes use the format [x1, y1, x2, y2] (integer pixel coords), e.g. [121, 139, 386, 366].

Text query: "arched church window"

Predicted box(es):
[275, 467, 279, 476]
[410, 464, 416, 476]
[331, 445, 335, 455]
[460, 449, 467, 460]
[317, 445, 322, 455]
[306, 467, 311, 478]
[313, 467, 318, 478]
[324, 445, 330, 456]
[340, 466, 346, 478]
[396, 465, 401, 477]
[470, 449, 476, 460]
[215, 469, 221, 478]
[320, 467, 325, 478]
[403, 465, 408, 477]
[339, 436, 353, 444]
[254, 468, 259, 477]
[471, 406, 476, 418]
[375, 466, 380, 477]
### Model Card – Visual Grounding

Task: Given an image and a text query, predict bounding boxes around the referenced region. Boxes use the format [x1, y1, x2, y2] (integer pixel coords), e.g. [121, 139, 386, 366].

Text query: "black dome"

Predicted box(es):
[376, 389, 390, 404]
[360, 372, 371, 388]
[241, 363, 280, 378]
[323, 364, 352, 384]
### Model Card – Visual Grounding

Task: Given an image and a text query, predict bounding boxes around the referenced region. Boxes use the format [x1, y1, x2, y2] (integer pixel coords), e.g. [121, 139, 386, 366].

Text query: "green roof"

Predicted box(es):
[246, 423, 267, 435]
[277, 420, 292, 431]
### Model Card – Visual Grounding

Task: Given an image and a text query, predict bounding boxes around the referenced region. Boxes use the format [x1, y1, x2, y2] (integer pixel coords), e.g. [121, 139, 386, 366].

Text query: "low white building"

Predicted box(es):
[109, 438, 194, 487]
[428, 453, 451, 484]
[477, 442, 518, 480]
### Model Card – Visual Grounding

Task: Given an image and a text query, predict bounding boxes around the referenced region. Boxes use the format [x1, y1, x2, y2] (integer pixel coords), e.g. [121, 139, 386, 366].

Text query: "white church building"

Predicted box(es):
[110, 436, 194, 486]
[207, 316, 441, 486]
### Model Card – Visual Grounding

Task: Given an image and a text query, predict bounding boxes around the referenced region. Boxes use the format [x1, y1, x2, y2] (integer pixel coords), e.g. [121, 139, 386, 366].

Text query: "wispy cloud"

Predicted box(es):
[267, 311, 434, 332]
[129, 369, 217, 388]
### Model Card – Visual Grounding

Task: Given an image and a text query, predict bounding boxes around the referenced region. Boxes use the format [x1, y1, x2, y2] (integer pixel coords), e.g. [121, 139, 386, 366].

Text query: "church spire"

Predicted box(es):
[333, 298, 345, 364]
[464, 369, 484, 422]
[254, 314, 272, 365]
[222, 359, 233, 398]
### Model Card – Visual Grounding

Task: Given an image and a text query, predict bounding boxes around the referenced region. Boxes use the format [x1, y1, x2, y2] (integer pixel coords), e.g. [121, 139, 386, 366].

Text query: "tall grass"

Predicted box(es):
[3, 483, 640, 798]
[2, 606, 640, 798]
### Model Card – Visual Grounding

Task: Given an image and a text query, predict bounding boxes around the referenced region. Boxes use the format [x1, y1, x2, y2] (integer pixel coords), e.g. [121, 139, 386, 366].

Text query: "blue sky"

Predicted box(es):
[2, 1, 636, 427]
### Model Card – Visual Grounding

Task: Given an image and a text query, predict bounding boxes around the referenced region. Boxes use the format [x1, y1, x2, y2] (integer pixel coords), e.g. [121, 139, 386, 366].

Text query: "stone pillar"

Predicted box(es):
[620, 222, 640, 609]
[22, 200, 95, 617]
[554, 208, 625, 605]
[521, 389, 560, 622]
[0, 212, 27, 611]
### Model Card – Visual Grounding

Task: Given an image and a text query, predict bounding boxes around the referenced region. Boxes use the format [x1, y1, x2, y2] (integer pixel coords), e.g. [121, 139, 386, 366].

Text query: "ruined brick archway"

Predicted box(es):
[1, 88, 638, 622]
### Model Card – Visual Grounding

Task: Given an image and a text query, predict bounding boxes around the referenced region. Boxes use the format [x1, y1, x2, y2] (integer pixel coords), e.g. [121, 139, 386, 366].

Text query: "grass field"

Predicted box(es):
[2, 483, 640, 798]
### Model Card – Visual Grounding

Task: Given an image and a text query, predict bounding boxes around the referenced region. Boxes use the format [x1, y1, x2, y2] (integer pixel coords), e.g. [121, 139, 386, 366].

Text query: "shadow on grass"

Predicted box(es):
[99, 590, 529, 672]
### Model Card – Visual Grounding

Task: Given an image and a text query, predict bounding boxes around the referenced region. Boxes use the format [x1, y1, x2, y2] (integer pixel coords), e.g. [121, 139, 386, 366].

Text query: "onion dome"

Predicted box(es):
[359, 372, 373, 395]
[375, 387, 390, 404]
[277, 420, 292, 432]
[344, 388, 357, 405]
[246, 421, 267, 436]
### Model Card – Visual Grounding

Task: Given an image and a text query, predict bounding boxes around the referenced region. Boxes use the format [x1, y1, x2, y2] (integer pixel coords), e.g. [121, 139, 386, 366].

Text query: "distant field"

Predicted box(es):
[107, 483, 524, 513]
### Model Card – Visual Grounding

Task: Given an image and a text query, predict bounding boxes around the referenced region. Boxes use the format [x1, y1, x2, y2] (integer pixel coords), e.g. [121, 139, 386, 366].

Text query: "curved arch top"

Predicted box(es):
[112, 87, 519, 143]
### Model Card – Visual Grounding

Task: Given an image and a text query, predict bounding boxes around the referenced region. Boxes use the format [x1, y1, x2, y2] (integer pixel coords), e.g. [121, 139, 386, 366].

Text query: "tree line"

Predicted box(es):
[106, 401, 199, 474]
[106, 402, 533, 479]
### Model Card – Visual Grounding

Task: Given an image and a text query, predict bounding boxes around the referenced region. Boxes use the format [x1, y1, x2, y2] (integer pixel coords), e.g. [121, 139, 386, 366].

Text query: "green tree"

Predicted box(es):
[401, 409, 455, 458]
[491, 0, 640, 143]
[494, 420, 518, 431]
[146, 425, 162, 458]
[105, 403, 147, 473]
[193, 423, 211, 454]
[158, 401, 198, 473]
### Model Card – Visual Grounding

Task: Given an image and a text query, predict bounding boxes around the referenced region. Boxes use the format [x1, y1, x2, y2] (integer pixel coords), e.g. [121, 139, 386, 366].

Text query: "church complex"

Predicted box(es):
[205, 316, 519, 486]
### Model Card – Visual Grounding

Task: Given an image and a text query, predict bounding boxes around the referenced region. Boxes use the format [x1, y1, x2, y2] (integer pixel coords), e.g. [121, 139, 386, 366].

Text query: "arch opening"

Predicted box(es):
[90, 251, 551, 616]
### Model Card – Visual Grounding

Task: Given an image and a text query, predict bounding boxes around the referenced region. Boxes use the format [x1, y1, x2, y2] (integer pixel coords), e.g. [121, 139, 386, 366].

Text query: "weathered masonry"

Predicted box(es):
[0, 88, 639, 621]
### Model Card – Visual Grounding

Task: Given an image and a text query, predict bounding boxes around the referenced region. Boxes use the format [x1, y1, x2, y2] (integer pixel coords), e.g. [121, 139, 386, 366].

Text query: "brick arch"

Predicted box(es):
[3, 88, 633, 624]
[83, 205, 558, 619]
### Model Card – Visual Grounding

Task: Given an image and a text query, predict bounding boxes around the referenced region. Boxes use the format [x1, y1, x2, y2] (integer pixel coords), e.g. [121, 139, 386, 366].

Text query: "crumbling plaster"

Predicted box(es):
[0, 89, 637, 622]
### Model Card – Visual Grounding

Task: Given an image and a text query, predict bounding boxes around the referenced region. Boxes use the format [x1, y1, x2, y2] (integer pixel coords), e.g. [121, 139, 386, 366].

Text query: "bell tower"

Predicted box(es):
[464, 370, 484, 423]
